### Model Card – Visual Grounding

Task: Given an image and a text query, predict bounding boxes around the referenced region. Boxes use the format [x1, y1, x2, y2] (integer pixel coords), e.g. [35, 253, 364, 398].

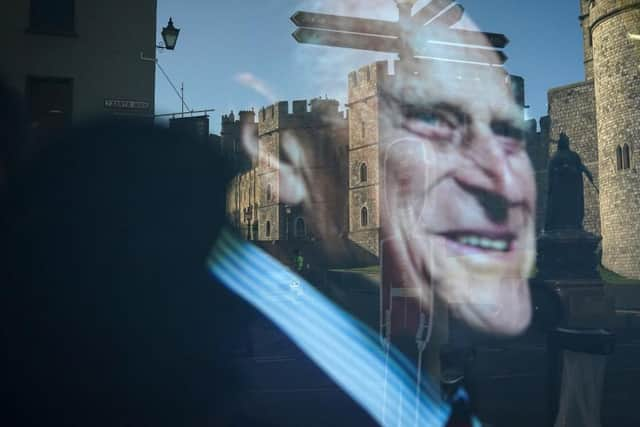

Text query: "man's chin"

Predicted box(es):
[435, 269, 533, 336]
[425, 229, 535, 335]
[448, 278, 532, 336]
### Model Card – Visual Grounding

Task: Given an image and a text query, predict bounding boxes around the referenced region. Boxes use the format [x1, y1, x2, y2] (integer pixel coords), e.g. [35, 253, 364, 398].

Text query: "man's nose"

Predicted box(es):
[455, 124, 520, 221]
[466, 124, 510, 191]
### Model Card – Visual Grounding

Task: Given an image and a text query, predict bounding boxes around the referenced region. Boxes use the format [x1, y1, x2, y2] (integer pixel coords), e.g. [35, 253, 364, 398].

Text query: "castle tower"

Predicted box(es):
[580, 0, 595, 79]
[588, 0, 640, 278]
[347, 62, 391, 257]
[256, 99, 348, 241]
[221, 110, 258, 238]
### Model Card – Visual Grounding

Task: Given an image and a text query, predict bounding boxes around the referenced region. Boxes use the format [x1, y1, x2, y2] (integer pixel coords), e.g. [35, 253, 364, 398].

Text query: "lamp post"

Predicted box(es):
[140, 17, 191, 115]
[243, 206, 253, 240]
[160, 17, 180, 50]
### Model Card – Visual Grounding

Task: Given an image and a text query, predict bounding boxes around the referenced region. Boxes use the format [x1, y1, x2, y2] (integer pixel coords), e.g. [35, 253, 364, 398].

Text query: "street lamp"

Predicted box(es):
[243, 206, 253, 240]
[285, 205, 292, 240]
[160, 17, 180, 50]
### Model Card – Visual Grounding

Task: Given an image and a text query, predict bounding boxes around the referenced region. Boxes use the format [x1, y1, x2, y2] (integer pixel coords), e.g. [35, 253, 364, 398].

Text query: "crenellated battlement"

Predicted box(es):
[221, 111, 236, 125]
[257, 98, 346, 135]
[347, 61, 393, 104]
[222, 109, 256, 126]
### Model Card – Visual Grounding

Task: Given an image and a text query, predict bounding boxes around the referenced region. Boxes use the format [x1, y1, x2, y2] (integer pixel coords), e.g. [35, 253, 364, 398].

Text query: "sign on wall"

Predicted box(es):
[104, 99, 151, 111]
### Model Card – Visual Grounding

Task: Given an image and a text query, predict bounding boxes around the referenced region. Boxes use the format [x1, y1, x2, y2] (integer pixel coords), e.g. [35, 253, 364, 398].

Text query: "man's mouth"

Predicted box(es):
[440, 231, 515, 253]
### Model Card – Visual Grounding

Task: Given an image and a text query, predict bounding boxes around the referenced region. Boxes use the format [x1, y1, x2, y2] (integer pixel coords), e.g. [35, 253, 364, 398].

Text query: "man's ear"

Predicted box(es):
[278, 130, 308, 205]
[241, 125, 308, 205]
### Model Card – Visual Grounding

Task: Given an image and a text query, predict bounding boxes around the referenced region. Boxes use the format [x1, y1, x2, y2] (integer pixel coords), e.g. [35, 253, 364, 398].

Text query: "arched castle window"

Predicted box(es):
[360, 162, 368, 182]
[616, 146, 623, 170]
[361, 206, 368, 227]
[623, 144, 631, 170]
[295, 217, 306, 239]
[266, 221, 271, 238]
[266, 184, 272, 202]
[361, 121, 366, 139]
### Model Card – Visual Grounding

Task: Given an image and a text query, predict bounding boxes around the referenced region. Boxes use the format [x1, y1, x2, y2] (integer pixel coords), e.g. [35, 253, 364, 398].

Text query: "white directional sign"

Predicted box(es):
[291, 1, 509, 65]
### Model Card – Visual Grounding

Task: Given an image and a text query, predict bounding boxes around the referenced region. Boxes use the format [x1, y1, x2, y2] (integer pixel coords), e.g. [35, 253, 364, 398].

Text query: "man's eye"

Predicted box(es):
[491, 121, 524, 140]
[491, 121, 526, 152]
[401, 108, 462, 143]
[407, 109, 454, 128]
[412, 111, 442, 126]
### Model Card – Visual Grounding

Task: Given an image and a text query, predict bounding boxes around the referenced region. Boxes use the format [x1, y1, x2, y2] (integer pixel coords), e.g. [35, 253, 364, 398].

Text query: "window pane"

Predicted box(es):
[30, 0, 75, 33]
[623, 144, 631, 170]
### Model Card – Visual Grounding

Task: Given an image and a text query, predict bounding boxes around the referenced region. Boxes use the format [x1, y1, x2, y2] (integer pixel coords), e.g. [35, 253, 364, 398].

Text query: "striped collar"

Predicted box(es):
[208, 228, 478, 427]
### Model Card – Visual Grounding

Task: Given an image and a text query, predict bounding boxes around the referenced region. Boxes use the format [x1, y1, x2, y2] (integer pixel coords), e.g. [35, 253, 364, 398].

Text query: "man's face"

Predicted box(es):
[380, 59, 536, 335]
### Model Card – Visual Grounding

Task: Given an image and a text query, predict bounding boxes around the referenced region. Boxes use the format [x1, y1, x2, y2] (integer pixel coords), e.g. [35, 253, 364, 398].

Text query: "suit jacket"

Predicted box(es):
[3, 120, 376, 426]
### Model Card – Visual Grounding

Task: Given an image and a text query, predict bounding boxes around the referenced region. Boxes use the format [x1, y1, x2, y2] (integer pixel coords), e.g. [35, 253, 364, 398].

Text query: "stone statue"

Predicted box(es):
[545, 133, 596, 231]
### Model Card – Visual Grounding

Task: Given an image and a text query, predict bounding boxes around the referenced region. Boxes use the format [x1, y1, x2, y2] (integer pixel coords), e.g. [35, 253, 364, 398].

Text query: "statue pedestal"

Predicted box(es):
[534, 229, 613, 328]
[532, 278, 613, 329]
[537, 229, 600, 280]
[534, 230, 615, 427]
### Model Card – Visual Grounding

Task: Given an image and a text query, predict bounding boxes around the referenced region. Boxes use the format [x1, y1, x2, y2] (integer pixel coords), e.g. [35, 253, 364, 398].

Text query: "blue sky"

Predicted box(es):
[154, 1, 584, 133]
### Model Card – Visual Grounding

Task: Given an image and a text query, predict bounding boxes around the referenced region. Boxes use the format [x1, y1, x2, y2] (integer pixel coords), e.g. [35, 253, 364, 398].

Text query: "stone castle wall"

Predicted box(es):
[525, 117, 550, 234]
[252, 99, 348, 241]
[347, 62, 391, 257]
[226, 169, 257, 235]
[589, 0, 640, 278]
[580, 0, 595, 79]
[547, 80, 601, 235]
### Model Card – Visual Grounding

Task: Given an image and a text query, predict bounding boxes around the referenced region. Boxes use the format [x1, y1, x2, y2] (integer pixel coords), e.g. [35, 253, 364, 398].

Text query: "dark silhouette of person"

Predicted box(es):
[2, 116, 376, 426]
[545, 133, 596, 231]
[3, 119, 251, 426]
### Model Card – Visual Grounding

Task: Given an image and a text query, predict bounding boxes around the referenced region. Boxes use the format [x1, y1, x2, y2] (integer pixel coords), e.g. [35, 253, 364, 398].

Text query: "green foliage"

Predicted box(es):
[599, 265, 640, 285]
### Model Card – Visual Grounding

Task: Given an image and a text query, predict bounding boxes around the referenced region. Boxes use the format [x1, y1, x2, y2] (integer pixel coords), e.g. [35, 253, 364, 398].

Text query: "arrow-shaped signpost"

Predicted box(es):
[291, 0, 509, 65]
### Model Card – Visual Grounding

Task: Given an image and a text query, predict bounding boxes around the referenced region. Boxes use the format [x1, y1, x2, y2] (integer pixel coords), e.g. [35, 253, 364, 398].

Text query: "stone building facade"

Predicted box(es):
[347, 62, 389, 257]
[222, 110, 259, 237]
[543, 0, 640, 279]
[225, 99, 348, 242]
[546, 81, 600, 235]
[2, 0, 157, 131]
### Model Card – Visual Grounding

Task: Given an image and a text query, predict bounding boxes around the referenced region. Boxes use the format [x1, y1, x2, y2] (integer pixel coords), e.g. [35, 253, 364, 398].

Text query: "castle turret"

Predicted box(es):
[346, 61, 391, 257]
[589, 0, 640, 278]
[238, 110, 255, 125]
[580, 0, 595, 79]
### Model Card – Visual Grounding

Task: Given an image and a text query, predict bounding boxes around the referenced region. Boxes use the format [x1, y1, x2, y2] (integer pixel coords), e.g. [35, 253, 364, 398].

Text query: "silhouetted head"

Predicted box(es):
[558, 132, 570, 151]
[5, 120, 249, 426]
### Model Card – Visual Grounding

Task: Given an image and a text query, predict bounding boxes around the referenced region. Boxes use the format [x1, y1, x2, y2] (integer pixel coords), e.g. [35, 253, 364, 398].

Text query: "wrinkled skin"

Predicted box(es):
[379, 23, 536, 335]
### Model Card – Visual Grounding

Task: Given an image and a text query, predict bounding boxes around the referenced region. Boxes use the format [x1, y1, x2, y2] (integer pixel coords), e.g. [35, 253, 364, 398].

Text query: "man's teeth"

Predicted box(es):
[457, 235, 509, 251]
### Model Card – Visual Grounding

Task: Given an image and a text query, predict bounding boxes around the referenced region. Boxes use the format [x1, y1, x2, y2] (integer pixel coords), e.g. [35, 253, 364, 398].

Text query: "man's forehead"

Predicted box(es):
[383, 60, 519, 117]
